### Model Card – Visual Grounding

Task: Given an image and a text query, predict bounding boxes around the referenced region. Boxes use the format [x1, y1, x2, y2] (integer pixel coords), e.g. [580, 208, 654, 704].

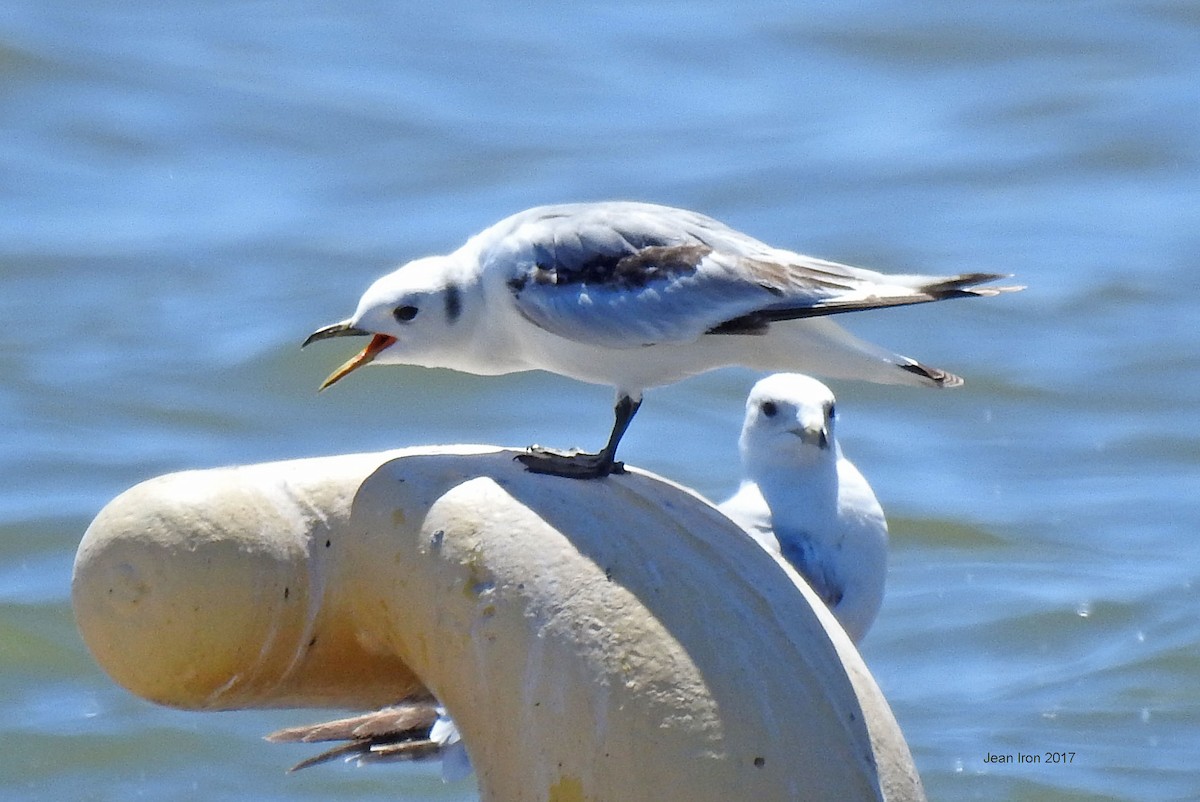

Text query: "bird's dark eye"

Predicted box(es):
[827, 402, 836, 420]
[760, 401, 778, 418]
[394, 305, 419, 322]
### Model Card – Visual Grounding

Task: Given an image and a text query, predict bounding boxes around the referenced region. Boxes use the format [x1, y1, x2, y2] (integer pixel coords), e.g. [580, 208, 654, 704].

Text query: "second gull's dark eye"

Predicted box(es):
[394, 305, 419, 322]
[761, 401, 778, 418]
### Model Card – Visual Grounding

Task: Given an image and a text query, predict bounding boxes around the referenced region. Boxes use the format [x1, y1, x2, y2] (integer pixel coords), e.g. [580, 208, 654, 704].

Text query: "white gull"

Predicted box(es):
[303, 201, 1020, 478]
[719, 373, 887, 643]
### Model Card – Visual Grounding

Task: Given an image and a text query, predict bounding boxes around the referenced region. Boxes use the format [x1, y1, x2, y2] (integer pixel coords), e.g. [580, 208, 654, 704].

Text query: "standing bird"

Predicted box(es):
[304, 202, 1020, 479]
[720, 374, 887, 643]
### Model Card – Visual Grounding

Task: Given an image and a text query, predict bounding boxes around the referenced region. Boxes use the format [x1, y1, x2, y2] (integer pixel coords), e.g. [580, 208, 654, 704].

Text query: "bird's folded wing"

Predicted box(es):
[505, 249, 1017, 348]
[487, 205, 1020, 349]
[505, 247, 816, 347]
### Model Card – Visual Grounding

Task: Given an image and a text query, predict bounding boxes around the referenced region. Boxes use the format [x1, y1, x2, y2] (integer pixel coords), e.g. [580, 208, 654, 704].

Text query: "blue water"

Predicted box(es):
[3, 2, 1198, 799]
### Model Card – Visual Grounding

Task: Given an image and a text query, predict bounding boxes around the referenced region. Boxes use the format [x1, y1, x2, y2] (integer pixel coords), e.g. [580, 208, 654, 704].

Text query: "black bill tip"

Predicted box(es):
[302, 321, 370, 349]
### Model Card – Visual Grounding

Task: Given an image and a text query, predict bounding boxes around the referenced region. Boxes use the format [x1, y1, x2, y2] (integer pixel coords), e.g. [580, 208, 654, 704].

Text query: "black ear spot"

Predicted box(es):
[394, 305, 419, 322]
[760, 401, 778, 418]
[444, 284, 462, 323]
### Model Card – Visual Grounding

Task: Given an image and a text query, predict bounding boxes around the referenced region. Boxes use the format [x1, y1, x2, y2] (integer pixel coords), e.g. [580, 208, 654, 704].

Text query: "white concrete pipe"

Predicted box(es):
[73, 446, 924, 802]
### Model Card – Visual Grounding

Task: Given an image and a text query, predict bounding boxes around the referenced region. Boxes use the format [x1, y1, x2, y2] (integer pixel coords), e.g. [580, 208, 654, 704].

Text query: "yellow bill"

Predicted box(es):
[318, 333, 398, 391]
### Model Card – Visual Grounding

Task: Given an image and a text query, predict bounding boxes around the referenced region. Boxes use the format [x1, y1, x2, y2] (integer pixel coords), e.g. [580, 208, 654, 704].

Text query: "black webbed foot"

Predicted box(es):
[515, 446, 625, 479]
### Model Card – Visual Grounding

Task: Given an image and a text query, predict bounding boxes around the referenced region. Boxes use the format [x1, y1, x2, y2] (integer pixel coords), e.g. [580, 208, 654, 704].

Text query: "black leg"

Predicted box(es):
[600, 394, 641, 464]
[516, 394, 643, 480]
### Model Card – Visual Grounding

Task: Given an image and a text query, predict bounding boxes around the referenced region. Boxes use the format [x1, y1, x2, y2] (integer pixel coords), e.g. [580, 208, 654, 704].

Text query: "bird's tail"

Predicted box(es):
[736, 316, 965, 388]
[881, 273, 1019, 387]
[911, 272, 1024, 301]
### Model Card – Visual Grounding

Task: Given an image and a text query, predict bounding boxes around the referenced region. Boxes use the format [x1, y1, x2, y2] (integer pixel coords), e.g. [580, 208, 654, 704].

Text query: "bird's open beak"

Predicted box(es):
[302, 321, 398, 391]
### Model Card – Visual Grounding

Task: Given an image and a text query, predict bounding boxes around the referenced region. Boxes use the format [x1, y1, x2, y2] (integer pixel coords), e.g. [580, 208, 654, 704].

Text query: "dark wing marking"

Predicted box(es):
[709, 271, 1023, 332]
[518, 244, 712, 290]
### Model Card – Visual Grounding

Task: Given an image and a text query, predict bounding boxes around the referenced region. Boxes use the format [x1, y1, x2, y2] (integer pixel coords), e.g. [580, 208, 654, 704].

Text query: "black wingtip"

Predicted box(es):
[924, 273, 1025, 299]
[900, 361, 964, 388]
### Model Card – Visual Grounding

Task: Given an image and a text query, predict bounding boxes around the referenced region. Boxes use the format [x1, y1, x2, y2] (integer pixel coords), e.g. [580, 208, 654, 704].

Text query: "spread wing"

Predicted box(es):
[481, 202, 1019, 349]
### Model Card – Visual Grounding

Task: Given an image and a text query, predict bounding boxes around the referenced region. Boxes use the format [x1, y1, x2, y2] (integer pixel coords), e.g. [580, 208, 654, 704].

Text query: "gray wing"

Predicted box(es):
[484, 202, 1018, 349]
[778, 536, 844, 609]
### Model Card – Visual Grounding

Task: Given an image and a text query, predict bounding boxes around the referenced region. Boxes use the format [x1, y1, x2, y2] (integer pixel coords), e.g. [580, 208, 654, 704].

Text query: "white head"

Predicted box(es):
[739, 374, 839, 477]
[302, 256, 477, 388]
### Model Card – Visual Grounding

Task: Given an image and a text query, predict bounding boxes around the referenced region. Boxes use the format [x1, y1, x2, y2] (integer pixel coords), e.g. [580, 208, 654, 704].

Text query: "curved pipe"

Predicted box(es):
[72, 447, 924, 801]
